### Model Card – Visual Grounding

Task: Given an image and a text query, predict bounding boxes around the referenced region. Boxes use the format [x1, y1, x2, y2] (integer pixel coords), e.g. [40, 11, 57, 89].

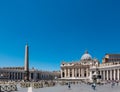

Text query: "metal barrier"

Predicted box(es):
[20, 82, 43, 89]
[0, 84, 17, 92]
[20, 82, 55, 89]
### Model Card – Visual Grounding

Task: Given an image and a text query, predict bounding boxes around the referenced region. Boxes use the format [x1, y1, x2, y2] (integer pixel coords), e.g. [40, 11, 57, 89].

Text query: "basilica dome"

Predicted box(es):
[81, 51, 92, 60]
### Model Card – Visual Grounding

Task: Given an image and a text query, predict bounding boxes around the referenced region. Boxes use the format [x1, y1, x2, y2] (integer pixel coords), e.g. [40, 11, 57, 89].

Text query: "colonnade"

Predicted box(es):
[61, 68, 89, 78]
[99, 69, 120, 81]
[0, 71, 24, 80]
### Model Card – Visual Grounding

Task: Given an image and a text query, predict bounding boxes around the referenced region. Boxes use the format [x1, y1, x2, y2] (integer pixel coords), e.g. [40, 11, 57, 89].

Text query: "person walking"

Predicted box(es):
[92, 83, 96, 90]
[68, 83, 71, 89]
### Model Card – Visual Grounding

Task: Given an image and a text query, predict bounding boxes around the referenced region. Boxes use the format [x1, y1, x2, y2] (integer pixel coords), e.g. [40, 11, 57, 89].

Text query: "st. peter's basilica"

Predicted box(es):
[61, 51, 120, 82]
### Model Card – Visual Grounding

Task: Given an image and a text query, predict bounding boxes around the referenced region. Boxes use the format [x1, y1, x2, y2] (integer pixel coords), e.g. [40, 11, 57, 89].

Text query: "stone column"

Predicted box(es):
[64, 68, 67, 78]
[103, 70, 105, 80]
[17, 73, 19, 80]
[81, 69, 84, 77]
[75, 68, 77, 77]
[8, 72, 10, 79]
[86, 68, 88, 77]
[110, 70, 112, 80]
[89, 71, 92, 81]
[68, 68, 70, 78]
[117, 69, 119, 80]
[79, 68, 80, 77]
[83, 69, 85, 77]
[107, 70, 109, 80]
[16, 73, 17, 80]
[14, 72, 15, 80]
[33, 72, 37, 81]
[72, 68, 74, 77]
[29, 73, 31, 80]
[22, 73, 24, 80]
[114, 69, 116, 80]
[61, 69, 63, 78]
[19, 73, 21, 80]
[11, 72, 12, 80]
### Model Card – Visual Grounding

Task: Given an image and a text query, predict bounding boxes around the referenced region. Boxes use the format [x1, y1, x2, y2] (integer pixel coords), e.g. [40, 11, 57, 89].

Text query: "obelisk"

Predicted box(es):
[24, 44, 29, 81]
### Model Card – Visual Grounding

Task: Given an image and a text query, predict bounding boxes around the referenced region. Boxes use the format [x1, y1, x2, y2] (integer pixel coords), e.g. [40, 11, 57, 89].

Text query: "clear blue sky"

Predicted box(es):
[0, 0, 120, 71]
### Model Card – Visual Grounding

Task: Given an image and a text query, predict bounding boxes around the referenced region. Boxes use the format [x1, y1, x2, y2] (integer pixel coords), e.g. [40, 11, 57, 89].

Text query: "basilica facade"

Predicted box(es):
[60, 51, 120, 82]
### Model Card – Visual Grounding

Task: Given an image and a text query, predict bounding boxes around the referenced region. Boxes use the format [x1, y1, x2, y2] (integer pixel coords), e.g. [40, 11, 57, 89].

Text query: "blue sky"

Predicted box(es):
[0, 0, 120, 71]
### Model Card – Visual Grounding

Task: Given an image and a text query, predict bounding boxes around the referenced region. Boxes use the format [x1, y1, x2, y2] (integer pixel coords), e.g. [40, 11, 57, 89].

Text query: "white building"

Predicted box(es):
[60, 51, 120, 82]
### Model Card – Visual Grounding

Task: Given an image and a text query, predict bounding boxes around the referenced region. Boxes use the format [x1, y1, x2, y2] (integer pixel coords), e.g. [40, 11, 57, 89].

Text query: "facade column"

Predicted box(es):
[17, 73, 18, 80]
[83, 69, 85, 77]
[117, 69, 119, 80]
[114, 69, 116, 80]
[119, 69, 120, 80]
[86, 68, 88, 77]
[64, 68, 67, 78]
[10, 72, 11, 79]
[72, 68, 74, 77]
[21, 73, 22, 80]
[81, 69, 84, 77]
[12, 72, 13, 80]
[68, 68, 70, 78]
[110, 70, 112, 80]
[89, 71, 92, 81]
[29, 72, 31, 80]
[75, 68, 77, 77]
[79, 68, 80, 77]
[107, 70, 109, 80]
[14, 72, 16, 80]
[8, 72, 10, 79]
[61, 69, 63, 78]
[103, 70, 105, 80]
[19, 73, 21, 80]
[22, 73, 24, 80]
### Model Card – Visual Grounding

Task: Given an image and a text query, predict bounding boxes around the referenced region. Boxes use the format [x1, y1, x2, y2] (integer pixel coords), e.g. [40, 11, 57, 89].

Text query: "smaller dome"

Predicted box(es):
[81, 50, 92, 60]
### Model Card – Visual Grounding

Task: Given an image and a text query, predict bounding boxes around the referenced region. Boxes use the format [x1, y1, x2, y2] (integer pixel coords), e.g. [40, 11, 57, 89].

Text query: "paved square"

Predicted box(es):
[17, 83, 120, 92]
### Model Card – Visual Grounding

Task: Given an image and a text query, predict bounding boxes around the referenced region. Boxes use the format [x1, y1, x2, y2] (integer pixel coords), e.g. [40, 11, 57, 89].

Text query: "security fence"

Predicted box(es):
[0, 84, 17, 92]
[20, 81, 56, 89]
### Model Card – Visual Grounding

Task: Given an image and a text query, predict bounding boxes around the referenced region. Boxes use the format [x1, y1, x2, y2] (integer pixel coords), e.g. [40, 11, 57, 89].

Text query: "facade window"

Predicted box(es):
[77, 73, 79, 77]
[84, 71, 86, 77]
[62, 72, 65, 77]
[70, 74, 72, 77]
[92, 71, 94, 74]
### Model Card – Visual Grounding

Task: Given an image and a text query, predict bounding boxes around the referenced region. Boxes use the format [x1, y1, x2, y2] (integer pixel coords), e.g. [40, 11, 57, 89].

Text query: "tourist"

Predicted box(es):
[92, 83, 96, 90]
[68, 83, 71, 89]
[111, 82, 114, 88]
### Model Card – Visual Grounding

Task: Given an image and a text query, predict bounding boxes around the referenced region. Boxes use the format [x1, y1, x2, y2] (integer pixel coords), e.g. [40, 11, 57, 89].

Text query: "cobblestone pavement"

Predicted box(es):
[17, 83, 120, 92]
